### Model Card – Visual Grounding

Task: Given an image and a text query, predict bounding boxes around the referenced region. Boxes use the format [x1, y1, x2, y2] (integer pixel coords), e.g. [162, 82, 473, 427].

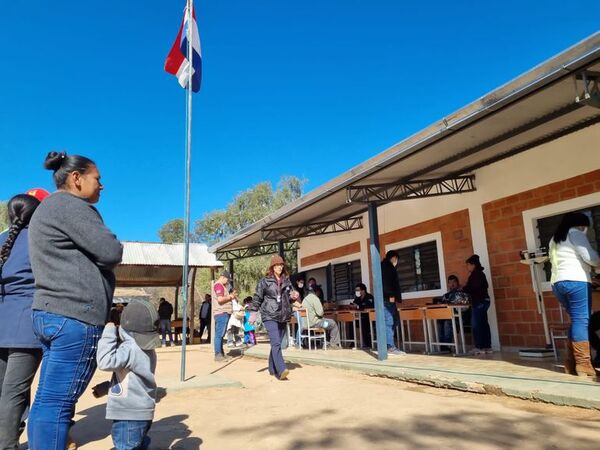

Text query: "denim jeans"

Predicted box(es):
[158, 319, 173, 345]
[552, 281, 592, 342]
[383, 302, 398, 350]
[438, 320, 453, 343]
[471, 301, 491, 349]
[112, 420, 152, 450]
[213, 314, 230, 355]
[263, 320, 287, 377]
[0, 348, 42, 449]
[27, 311, 102, 450]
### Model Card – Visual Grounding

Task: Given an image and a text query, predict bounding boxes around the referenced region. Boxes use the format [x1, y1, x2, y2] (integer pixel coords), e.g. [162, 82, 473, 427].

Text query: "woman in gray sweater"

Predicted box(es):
[27, 151, 123, 450]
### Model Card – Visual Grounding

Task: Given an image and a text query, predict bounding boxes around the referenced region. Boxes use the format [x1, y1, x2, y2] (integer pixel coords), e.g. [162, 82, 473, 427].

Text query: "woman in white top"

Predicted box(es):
[549, 212, 600, 377]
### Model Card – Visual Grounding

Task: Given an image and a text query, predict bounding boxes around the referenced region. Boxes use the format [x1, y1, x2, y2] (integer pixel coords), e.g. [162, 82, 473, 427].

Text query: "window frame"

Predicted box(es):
[384, 231, 446, 300]
[522, 192, 600, 292]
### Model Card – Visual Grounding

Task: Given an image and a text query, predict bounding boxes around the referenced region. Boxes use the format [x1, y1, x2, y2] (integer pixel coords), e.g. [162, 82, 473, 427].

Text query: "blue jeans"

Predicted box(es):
[28, 311, 102, 450]
[552, 281, 592, 342]
[159, 319, 173, 345]
[383, 302, 398, 350]
[471, 301, 491, 349]
[263, 320, 287, 377]
[213, 314, 230, 355]
[112, 420, 151, 450]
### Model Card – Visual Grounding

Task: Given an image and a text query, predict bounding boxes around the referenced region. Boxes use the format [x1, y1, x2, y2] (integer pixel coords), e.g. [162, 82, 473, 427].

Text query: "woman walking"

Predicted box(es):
[549, 212, 600, 377]
[463, 254, 492, 355]
[0, 193, 46, 449]
[27, 152, 123, 449]
[249, 255, 298, 380]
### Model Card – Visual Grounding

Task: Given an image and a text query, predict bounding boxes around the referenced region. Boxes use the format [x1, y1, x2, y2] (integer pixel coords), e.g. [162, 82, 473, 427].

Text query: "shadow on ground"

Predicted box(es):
[150, 414, 202, 449]
[224, 408, 600, 449]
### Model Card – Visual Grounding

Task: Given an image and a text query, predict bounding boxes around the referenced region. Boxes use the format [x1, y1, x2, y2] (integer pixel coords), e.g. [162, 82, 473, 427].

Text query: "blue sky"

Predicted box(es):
[1, 1, 598, 242]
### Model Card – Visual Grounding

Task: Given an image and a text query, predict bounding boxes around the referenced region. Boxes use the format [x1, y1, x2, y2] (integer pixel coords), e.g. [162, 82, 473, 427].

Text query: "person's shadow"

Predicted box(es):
[147, 414, 202, 449]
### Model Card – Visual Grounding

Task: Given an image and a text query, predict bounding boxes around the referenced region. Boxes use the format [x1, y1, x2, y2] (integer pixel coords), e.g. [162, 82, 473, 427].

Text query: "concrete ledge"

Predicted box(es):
[160, 374, 243, 391]
[244, 346, 600, 410]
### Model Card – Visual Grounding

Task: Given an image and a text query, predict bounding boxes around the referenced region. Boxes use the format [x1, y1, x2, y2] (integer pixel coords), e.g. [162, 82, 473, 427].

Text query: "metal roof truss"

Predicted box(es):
[216, 240, 299, 261]
[347, 175, 476, 204]
[261, 217, 364, 241]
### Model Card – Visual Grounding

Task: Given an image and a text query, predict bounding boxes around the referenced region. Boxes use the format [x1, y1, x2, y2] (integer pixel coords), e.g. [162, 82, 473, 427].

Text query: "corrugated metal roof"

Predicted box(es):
[213, 32, 600, 253]
[115, 241, 223, 287]
[120, 241, 223, 267]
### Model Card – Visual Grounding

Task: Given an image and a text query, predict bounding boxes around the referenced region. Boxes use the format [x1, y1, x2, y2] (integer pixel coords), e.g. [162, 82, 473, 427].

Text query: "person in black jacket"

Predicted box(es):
[249, 255, 299, 380]
[158, 298, 174, 346]
[462, 254, 492, 355]
[381, 251, 405, 355]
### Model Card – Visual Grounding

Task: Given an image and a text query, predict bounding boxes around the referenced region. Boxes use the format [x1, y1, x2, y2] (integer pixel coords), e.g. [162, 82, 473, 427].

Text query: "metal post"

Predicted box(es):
[228, 260, 234, 289]
[180, 0, 194, 382]
[368, 203, 388, 360]
[277, 240, 285, 257]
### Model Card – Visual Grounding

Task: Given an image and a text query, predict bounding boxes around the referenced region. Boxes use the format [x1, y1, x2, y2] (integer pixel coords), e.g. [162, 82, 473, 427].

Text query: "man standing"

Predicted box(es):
[212, 271, 236, 361]
[158, 297, 174, 347]
[301, 287, 341, 349]
[381, 250, 405, 355]
[198, 293, 212, 343]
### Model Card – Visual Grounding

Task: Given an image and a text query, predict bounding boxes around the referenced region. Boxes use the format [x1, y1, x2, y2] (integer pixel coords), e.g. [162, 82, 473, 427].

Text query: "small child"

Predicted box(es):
[97, 300, 160, 450]
[243, 296, 256, 346]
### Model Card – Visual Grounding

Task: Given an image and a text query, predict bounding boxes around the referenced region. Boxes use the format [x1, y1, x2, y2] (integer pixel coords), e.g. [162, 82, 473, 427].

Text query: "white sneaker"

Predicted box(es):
[389, 348, 406, 356]
[227, 342, 235, 348]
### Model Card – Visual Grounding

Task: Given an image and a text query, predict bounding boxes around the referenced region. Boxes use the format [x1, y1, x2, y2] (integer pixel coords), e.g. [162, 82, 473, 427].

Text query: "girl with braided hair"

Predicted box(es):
[0, 193, 44, 449]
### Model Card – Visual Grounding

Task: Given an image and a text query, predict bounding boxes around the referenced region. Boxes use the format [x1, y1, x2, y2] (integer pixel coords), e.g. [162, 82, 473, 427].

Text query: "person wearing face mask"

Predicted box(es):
[549, 212, 600, 378]
[381, 250, 405, 355]
[294, 276, 306, 300]
[353, 283, 374, 347]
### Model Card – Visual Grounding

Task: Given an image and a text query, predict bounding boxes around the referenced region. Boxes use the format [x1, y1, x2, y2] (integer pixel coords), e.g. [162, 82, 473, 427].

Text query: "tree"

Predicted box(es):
[158, 219, 184, 243]
[158, 176, 306, 298]
[0, 201, 8, 231]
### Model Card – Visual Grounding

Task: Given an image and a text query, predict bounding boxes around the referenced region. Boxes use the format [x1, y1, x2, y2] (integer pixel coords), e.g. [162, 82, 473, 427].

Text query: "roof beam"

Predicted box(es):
[262, 217, 363, 241]
[216, 240, 299, 261]
[347, 175, 476, 204]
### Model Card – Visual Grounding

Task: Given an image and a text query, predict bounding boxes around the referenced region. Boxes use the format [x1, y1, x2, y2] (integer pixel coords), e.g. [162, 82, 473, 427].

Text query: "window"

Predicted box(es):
[332, 260, 362, 301]
[393, 240, 441, 293]
[536, 205, 600, 281]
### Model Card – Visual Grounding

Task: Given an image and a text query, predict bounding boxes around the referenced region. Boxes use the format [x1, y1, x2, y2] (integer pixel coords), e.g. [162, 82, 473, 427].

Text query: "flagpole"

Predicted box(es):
[180, 0, 194, 382]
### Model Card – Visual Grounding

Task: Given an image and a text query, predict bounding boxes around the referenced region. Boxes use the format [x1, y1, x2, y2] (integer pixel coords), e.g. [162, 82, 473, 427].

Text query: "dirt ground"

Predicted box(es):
[28, 345, 600, 449]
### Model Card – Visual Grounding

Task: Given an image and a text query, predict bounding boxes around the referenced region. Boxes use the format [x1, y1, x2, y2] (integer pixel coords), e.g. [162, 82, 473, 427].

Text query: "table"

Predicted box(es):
[424, 304, 469, 355]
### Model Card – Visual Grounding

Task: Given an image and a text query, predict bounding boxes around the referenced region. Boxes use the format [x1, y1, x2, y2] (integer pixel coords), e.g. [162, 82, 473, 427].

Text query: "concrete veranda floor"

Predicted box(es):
[244, 342, 600, 409]
[20, 342, 600, 449]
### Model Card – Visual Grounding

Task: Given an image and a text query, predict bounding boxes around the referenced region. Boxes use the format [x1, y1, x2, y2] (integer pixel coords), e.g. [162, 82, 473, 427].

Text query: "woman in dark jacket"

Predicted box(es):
[0, 193, 45, 449]
[250, 255, 298, 380]
[462, 254, 492, 355]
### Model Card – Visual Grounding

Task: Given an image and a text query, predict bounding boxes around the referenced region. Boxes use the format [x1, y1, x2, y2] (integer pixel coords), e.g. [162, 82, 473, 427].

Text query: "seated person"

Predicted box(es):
[353, 283, 374, 347]
[353, 283, 374, 310]
[301, 287, 341, 349]
[437, 275, 470, 346]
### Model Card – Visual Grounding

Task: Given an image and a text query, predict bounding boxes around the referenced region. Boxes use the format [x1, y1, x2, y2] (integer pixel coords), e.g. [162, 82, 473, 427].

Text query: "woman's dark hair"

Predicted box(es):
[552, 212, 591, 244]
[44, 151, 95, 189]
[385, 250, 399, 261]
[465, 254, 484, 271]
[0, 194, 41, 271]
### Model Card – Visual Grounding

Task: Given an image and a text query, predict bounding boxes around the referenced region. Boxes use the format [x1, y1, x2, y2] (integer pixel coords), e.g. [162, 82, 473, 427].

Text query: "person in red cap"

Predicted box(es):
[25, 188, 50, 202]
[248, 255, 299, 380]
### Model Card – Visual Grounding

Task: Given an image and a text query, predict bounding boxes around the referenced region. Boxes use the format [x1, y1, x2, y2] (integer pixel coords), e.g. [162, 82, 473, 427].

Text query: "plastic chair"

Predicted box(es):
[297, 309, 327, 351]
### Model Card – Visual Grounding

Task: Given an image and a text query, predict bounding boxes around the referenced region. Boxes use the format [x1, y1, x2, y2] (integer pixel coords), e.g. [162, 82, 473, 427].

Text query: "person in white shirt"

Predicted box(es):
[549, 212, 600, 378]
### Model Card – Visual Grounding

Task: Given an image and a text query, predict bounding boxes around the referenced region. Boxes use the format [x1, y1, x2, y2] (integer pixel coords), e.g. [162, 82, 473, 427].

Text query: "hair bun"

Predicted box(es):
[44, 151, 67, 171]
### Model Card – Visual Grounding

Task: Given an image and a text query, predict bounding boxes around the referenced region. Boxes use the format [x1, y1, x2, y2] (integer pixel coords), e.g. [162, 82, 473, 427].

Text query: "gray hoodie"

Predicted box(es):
[29, 191, 123, 326]
[97, 324, 157, 421]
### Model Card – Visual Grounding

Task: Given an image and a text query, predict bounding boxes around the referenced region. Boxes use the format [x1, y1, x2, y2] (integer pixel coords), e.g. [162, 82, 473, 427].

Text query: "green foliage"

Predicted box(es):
[0, 201, 8, 231]
[158, 218, 185, 243]
[158, 176, 306, 299]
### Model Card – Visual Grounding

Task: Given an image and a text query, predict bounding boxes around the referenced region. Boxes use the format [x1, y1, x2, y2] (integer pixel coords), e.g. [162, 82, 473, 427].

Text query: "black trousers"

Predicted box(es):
[0, 348, 42, 449]
[199, 318, 211, 343]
